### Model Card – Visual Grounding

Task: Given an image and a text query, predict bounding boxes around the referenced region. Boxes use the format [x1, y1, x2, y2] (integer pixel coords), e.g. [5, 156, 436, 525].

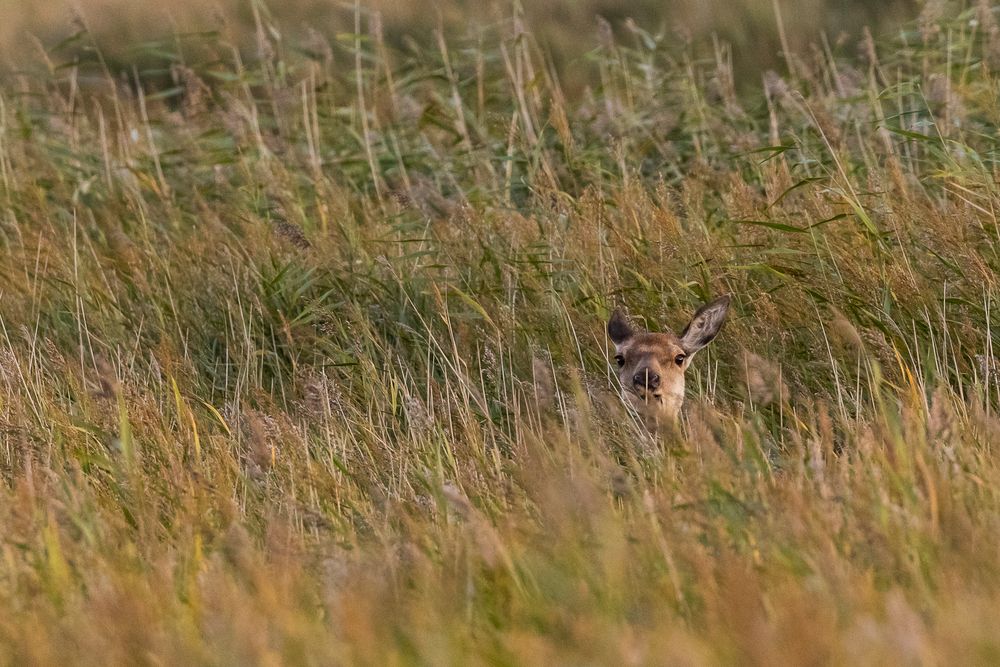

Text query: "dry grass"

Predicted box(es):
[0, 0, 998, 664]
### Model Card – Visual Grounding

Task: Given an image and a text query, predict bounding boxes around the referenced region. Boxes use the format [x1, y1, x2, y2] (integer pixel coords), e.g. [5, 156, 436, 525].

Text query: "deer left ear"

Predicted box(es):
[679, 295, 731, 355]
[607, 308, 635, 345]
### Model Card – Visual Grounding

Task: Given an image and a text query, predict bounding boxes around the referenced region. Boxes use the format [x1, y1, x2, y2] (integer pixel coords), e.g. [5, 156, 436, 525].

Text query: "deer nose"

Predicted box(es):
[633, 369, 660, 390]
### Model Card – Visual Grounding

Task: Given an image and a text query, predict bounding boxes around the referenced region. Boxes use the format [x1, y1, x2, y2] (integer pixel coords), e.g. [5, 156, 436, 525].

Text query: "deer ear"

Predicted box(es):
[607, 309, 635, 345]
[679, 295, 731, 355]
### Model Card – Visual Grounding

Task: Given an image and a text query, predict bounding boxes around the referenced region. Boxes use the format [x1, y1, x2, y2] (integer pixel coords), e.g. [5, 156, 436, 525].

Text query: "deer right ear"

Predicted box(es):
[679, 295, 731, 355]
[607, 309, 635, 345]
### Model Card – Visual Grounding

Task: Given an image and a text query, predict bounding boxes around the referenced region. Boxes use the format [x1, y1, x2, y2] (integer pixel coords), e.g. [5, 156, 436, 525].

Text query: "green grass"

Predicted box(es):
[0, 1, 999, 664]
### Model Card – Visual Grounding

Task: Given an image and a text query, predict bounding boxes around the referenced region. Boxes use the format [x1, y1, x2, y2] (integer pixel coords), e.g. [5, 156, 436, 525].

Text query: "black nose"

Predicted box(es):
[633, 369, 660, 390]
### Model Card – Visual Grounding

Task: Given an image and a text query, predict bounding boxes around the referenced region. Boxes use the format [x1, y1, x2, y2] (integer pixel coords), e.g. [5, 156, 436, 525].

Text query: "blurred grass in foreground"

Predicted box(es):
[1, 0, 918, 90]
[0, 0, 999, 664]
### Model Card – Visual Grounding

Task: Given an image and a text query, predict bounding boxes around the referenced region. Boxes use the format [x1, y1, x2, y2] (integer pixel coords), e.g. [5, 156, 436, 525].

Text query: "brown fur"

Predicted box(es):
[608, 296, 731, 431]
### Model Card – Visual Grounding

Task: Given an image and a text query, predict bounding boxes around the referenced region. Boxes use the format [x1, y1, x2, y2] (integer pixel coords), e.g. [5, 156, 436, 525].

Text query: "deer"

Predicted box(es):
[607, 296, 731, 432]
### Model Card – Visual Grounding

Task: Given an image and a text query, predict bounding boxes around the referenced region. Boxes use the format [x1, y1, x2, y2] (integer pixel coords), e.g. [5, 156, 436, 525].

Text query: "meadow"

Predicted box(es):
[0, 0, 999, 664]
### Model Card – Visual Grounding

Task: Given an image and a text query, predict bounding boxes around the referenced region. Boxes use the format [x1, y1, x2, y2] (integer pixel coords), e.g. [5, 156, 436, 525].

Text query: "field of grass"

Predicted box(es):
[0, 0, 999, 664]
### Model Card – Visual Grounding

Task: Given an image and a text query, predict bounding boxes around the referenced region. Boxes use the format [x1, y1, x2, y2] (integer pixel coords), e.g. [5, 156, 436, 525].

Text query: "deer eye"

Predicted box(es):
[614, 354, 625, 368]
[674, 354, 686, 367]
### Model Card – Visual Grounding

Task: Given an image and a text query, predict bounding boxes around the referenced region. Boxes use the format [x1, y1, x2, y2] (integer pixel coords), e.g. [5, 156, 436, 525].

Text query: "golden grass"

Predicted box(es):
[0, 0, 998, 664]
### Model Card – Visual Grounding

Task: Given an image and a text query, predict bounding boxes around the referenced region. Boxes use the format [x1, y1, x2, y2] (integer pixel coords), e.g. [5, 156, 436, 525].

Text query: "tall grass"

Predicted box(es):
[0, 1, 998, 664]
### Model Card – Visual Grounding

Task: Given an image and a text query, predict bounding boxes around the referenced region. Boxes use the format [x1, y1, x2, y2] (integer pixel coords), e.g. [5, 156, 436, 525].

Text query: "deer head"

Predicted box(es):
[607, 296, 731, 431]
